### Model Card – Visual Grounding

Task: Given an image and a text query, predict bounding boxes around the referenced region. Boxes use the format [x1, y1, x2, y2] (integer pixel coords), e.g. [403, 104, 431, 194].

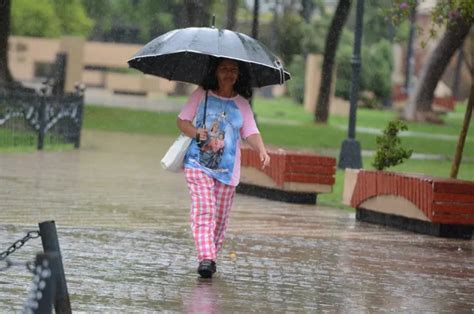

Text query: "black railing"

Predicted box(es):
[0, 82, 85, 150]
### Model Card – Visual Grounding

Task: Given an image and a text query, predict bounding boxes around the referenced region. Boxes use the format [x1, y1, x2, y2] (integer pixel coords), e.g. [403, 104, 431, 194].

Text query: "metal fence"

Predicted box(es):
[0, 84, 84, 150]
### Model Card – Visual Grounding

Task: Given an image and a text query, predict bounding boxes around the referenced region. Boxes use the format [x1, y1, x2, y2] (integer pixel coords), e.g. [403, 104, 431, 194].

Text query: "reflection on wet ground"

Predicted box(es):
[1, 131, 473, 312]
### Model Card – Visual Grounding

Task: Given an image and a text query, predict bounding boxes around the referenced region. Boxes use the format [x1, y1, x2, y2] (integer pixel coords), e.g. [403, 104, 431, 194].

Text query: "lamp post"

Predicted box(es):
[338, 0, 364, 169]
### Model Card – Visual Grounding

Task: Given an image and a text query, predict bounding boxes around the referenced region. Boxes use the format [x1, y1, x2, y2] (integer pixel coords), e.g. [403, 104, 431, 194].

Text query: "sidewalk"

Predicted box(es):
[1, 130, 473, 312]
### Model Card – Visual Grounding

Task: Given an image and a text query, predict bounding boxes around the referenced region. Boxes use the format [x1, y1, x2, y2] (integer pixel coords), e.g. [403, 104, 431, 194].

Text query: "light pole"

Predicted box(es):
[338, 0, 364, 169]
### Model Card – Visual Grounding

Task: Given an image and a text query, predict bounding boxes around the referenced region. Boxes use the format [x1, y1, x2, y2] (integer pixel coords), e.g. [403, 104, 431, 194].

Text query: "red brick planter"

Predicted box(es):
[345, 169, 474, 239]
[238, 146, 336, 204]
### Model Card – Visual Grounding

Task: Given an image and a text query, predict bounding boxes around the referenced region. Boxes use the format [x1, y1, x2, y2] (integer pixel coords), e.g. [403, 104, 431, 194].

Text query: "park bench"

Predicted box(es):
[344, 169, 474, 239]
[237, 146, 336, 204]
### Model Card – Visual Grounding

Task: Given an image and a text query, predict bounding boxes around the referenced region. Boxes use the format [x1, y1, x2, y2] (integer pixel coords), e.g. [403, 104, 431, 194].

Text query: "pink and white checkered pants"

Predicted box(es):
[184, 168, 236, 262]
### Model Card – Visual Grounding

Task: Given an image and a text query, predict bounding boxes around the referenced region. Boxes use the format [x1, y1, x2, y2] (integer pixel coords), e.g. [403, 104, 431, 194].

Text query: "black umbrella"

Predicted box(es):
[127, 27, 291, 88]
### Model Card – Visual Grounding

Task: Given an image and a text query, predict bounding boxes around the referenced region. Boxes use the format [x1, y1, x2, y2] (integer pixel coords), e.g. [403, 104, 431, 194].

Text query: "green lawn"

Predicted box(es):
[83, 97, 473, 209]
[0, 129, 74, 152]
[84, 97, 473, 159]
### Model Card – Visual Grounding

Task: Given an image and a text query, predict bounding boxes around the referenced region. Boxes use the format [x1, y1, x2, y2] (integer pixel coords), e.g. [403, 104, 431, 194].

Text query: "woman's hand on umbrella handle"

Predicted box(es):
[260, 151, 270, 169]
[196, 128, 208, 142]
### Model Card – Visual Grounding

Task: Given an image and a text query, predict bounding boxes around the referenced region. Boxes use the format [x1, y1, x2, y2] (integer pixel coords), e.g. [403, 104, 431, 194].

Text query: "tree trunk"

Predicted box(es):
[226, 0, 238, 30]
[252, 0, 260, 40]
[404, 19, 472, 121]
[314, 0, 352, 123]
[174, 0, 213, 95]
[183, 0, 212, 27]
[0, 0, 13, 85]
[450, 29, 473, 179]
[301, 0, 314, 23]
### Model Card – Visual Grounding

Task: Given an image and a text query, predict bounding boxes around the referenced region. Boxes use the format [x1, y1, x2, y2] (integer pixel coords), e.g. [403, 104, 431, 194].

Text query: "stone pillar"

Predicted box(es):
[303, 54, 337, 114]
[59, 36, 85, 92]
[303, 54, 322, 113]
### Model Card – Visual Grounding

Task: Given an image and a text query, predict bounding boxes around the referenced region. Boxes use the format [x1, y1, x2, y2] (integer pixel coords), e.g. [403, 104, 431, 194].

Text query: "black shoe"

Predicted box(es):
[197, 259, 214, 278]
[211, 261, 216, 274]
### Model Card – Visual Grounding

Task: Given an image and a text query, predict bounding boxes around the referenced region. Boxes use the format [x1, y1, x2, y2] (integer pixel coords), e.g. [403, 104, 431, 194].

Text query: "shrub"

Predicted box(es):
[372, 120, 413, 170]
[335, 39, 393, 103]
[287, 55, 305, 104]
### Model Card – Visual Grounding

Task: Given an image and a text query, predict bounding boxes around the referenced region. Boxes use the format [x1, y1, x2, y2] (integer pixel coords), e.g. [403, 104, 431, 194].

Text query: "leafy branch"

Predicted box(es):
[372, 120, 413, 171]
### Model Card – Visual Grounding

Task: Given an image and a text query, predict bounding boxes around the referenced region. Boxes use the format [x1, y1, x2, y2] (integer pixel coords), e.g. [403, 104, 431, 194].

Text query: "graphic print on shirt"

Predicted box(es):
[184, 95, 243, 185]
[199, 115, 226, 169]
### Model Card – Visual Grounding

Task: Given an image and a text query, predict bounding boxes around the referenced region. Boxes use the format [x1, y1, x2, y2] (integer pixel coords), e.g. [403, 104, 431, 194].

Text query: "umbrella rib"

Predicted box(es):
[168, 28, 205, 83]
[168, 52, 185, 82]
[167, 29, 199, 82]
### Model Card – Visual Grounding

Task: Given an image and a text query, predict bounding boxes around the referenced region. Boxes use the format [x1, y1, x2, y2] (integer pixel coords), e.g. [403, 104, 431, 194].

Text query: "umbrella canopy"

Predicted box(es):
[127, 27, 291, 88]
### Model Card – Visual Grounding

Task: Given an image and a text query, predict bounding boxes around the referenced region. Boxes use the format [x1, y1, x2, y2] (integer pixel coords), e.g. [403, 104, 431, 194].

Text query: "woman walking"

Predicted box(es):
[177, 58, 270, 278]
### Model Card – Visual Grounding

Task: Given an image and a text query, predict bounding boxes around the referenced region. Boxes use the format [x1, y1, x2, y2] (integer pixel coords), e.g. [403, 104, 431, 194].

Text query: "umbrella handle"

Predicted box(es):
[197, 89, 209, 148]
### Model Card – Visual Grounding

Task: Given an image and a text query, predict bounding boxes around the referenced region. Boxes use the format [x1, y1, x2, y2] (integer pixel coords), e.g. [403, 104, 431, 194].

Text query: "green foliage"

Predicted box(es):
[335, 38, 393, 102]
[372, 120, 413, 170]
[389, 0, 474, 43]
[361, 39, 393, 100]
[334, 42, 353, 100]
[81, 0, 181, 43]
[11, 0, 61, 37]
[286, 55, 306, 104]
[275, 12, 306, 65]
[52, 0, 93, 36]
[11, 0, 92, 38]
[301, 14, 332, 54]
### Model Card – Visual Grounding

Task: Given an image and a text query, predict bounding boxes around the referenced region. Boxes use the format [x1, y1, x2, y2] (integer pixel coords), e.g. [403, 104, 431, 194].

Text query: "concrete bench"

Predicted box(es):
[344, 169, 474, 239]
[237, 146, 336, 204]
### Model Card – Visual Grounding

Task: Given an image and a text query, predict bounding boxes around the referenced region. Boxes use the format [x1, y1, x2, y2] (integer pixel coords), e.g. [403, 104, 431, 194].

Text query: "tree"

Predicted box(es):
[183, 0, 213, 27]
[226, 0, 238, 30]
[450, 33, 472, 178]
[11, 0, 61, 37]
[391, 0, 473, 179]
[314, 0, 351, 123]
[0, 0, 13, 85]
[275, 10, 305, 65]
[11, 0, 92, 38]
[389, 0, 473, 121]
[300, 0, 315, 23]
[82, 0, 179, 43]
[372, 120, 412, 170]
[51, 0, 93, 36]
[404, 18, 471, 120]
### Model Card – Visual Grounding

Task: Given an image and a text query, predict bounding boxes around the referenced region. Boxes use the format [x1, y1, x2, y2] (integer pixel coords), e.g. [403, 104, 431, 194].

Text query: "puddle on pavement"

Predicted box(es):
[1, 130, 473, 312]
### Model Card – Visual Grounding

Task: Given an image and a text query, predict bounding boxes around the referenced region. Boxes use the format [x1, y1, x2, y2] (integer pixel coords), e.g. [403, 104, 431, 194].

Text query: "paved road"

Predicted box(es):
[1, 130, 473, 312]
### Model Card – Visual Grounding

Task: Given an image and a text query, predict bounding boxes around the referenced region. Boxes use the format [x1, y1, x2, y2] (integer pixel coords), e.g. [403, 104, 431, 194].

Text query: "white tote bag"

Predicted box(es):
[161, 90, 208, 172]
[160, 133, 192, 172]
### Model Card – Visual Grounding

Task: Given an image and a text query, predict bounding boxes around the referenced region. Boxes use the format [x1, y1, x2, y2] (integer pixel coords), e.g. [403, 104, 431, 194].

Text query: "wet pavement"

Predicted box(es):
[1, 130, 473, 312]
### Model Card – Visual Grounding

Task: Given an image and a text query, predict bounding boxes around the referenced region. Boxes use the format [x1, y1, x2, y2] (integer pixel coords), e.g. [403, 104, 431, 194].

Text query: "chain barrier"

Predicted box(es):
[0, 231, 41, 262]
[22, 258, 52, 314]
[0, 258, 34, 273]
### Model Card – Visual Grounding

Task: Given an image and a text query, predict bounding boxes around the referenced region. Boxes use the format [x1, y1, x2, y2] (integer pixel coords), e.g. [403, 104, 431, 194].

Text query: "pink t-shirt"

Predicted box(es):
[178, 87, 259, 186]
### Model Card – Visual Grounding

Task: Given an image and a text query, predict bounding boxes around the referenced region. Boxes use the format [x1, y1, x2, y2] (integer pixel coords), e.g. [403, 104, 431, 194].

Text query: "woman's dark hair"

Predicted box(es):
[201, 58, 252, 99]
